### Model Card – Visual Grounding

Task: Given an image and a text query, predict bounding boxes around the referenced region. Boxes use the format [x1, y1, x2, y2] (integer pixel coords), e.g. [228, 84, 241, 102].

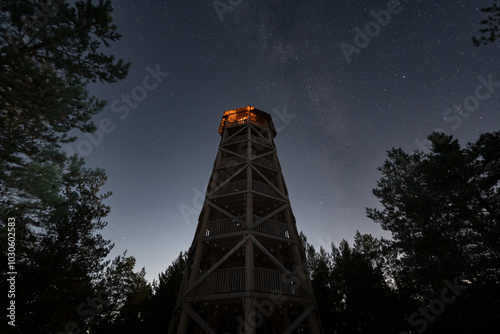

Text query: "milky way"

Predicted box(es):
[71, 0, 500, 282]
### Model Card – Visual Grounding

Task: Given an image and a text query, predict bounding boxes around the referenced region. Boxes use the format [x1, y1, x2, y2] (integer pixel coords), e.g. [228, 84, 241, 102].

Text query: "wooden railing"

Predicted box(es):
[195, 267, 245, 295]
[212, 180, 280, 197]
[252, 136, 271, 146]
[205, 215, 288, 238]
[193, 267, 299, 295]
[220, 156, 246, 167]
[205, 216, 246, 236]
[254, 268, 300, 295]
[219, 157, 275, 171]
[223, 134, 247, 144]
[226, 119, 267, 128]
[252, 157, 275, 169]
[222, 134, 271, 146]
[252, 180, 280, 197]
[213, 180, 246, 196]
[253, 216, 289, 238]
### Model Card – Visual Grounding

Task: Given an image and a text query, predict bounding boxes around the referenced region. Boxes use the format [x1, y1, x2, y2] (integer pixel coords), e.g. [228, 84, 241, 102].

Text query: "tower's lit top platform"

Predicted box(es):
[218, 106, 277, 137]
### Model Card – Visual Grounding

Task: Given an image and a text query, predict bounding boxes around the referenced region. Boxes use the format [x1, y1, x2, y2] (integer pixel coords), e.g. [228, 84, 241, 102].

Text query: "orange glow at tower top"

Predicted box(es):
[218, 106, 277, 137]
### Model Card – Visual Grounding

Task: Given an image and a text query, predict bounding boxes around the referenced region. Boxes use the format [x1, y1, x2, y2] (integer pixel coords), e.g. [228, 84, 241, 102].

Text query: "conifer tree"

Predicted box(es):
[368, 131, 500, 331]
[0, 1, 129, 332]
[0, 0, 129, 217]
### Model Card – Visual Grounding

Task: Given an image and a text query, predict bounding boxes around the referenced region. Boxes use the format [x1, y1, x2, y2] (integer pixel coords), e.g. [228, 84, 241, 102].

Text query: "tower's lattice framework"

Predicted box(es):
[168, 106, 323, 334]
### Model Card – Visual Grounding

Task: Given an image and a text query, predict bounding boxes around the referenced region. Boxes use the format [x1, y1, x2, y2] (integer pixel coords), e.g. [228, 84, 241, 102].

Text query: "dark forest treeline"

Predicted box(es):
[1, 1, 499, 333]
[305, 130, 500, 333]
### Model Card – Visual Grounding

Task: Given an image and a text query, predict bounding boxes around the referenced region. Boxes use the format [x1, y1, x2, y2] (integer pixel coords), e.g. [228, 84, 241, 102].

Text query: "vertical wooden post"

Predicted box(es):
[282, 304, 291, 329]
[176, 305, 190, 334]
[177, 240, 205, 334]
[244, 121, 256, 334]
[307, 312, 322, 334]
[279, 248, 292, 329]
[244, 239, 255, 334]
[167, 312, 179, 334]
[189, 242, 205, 286]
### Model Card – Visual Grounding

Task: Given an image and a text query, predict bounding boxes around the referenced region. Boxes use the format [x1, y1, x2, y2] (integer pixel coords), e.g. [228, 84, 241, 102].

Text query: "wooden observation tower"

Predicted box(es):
[168, 106, 323, 334]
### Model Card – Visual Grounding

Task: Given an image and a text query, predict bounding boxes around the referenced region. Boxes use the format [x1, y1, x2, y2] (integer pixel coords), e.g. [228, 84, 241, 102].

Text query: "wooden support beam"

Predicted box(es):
[244, 238, 255, 334]
[183, 303, 217, 334]
[251, 230, 294, 243]
[251, 164, 286, 198]
[220, 147, 248, 160]
[307, 310, 323, 334]
[207, 163, 248, 197]
[248, 234, 291, 276]
[251, 150, 275, 160]
[185, 234, 250, 295]
[175, 307, 190, 334]
[223, 124, 247, 142]
[206, 201, 248, 228]
[250, 123, 273, 145]
[249, 190, 286, 202]
[283, 305, 314, 334]
[251, 203, 288, 230]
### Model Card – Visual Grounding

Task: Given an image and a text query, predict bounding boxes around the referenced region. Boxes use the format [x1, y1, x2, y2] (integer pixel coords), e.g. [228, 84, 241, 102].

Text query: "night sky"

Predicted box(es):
[64, 0, 500, 282]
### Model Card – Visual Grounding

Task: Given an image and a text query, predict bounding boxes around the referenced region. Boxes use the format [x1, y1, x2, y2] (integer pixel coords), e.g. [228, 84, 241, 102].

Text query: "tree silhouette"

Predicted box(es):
[473, 0, 500, 46]
[0, 0, 130, 219]
[91, 252, 152, 334]
[301, 231, 403, 334]
[0, 1, 129, 332]
[368, 131, 500, 332]
[1, 170, 114, 333]
[143, 252, 187, 331]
